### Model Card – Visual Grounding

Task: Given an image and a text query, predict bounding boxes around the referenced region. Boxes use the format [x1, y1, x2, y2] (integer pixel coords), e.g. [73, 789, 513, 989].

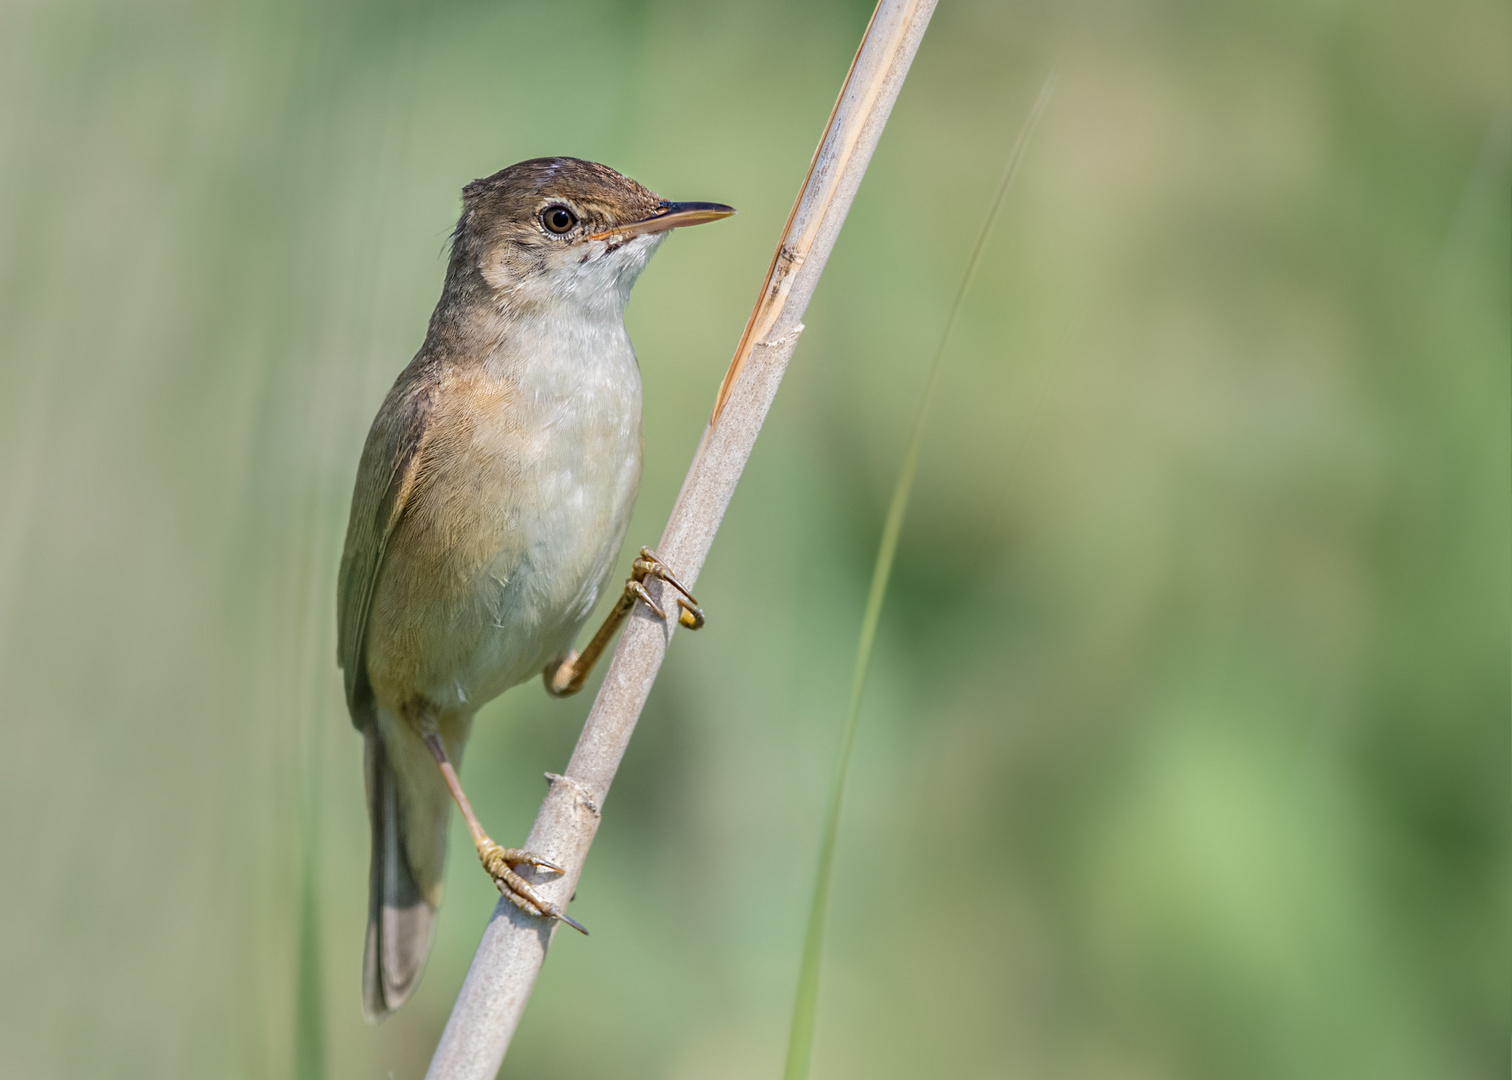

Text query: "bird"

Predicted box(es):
[336, 156, 733, 1020]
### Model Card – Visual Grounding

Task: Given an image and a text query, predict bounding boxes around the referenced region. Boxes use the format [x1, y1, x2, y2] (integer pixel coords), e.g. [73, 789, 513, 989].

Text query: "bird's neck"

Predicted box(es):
[493, 299, 633, 383]
[427, 272, 634, 373]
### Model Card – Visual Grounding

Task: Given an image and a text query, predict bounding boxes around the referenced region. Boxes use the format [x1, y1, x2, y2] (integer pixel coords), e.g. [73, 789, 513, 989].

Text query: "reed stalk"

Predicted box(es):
[424, 3, 939, 1076]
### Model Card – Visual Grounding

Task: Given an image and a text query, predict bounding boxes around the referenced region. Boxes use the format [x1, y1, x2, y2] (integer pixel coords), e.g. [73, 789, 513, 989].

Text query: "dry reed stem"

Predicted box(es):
[425, 3, 938, 1075]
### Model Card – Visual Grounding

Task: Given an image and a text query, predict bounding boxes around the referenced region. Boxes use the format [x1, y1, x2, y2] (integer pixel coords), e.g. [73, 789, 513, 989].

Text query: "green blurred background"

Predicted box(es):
[0, 0, 1506, 1076]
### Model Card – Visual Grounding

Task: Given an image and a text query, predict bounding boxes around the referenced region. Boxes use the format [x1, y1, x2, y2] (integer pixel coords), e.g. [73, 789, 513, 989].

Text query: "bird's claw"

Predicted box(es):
[631, 547, 705, 630]
[477, 841, 587, 934]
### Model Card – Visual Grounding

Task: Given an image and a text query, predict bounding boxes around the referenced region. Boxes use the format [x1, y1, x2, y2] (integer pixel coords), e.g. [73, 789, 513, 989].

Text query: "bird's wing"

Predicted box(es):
[337, 362, 437, 730]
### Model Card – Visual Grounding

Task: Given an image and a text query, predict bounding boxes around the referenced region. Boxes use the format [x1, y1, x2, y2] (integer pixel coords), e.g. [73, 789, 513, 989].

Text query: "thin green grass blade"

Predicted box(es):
[781, 76, 1055, 1080]
[294, 503, 328, 1080]
[294, 843, 326, 1080]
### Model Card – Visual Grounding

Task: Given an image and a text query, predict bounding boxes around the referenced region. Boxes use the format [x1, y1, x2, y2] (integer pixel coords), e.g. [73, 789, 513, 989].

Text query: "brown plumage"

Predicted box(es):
[337, 157, 731, 1019]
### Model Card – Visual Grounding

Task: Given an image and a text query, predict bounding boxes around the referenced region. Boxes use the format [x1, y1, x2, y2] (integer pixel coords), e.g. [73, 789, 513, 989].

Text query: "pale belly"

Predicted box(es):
[457, 431, 642, 704]
[364, 343, 643, 717]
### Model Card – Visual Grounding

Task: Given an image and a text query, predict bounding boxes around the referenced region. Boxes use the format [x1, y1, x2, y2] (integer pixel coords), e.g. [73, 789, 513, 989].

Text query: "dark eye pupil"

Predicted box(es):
[544, 207, 575, 233]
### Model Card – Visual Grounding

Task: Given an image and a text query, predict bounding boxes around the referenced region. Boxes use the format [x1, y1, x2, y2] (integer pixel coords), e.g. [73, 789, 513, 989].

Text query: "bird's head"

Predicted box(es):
[449, 156, 733, 317]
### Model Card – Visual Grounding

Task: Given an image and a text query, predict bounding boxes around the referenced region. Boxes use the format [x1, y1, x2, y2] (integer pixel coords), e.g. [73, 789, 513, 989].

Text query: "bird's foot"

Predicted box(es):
[476, 840, 588, 934]
[539, 547, 705, 698]
[630, 546, 705, 629]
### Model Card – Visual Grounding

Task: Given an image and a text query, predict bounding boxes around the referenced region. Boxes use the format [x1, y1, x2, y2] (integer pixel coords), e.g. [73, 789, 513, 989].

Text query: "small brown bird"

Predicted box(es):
[337, 157, 732, 1019]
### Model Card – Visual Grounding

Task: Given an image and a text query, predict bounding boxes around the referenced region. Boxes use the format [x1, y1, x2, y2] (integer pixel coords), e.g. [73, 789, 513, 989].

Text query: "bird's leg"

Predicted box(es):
[418, 724, 588, 935]
[543, 546, 705, 697]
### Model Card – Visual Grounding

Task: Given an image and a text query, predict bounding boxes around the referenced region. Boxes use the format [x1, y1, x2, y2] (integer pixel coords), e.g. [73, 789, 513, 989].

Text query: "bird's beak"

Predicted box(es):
[590, 201, 735, 241]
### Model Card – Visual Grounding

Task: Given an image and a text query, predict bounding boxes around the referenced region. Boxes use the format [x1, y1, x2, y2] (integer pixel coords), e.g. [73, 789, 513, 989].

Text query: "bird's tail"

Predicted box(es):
[361, 727, 441, 1021]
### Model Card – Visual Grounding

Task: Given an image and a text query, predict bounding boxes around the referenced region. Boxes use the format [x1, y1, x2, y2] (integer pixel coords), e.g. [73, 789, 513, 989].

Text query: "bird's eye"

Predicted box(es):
[541, 206, 577, 234]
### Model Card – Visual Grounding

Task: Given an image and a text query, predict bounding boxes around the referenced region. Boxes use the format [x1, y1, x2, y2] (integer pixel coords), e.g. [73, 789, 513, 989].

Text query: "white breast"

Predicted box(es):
[451, 306, 644, 704]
